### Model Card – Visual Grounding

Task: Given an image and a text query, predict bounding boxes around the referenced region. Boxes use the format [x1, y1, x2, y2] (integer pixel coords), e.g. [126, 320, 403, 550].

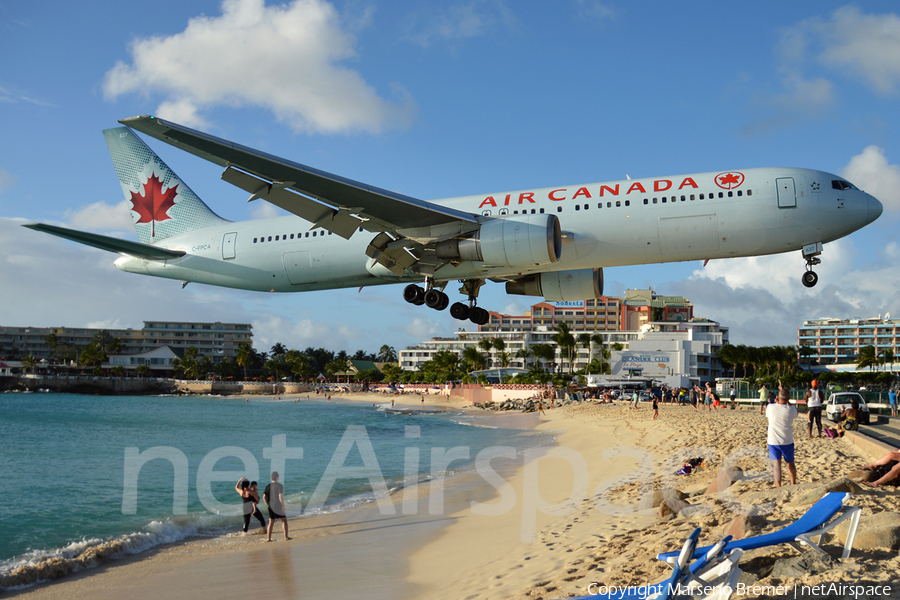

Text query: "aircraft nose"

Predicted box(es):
[868, 194, 884, 223]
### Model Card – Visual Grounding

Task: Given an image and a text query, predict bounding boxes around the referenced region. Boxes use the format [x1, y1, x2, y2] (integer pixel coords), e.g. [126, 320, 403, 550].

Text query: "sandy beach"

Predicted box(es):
[9, 392, 900, 600]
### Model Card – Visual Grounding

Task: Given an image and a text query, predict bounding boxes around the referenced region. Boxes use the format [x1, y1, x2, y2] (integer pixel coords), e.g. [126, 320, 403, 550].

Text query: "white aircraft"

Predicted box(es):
[26, 116, 883, 325]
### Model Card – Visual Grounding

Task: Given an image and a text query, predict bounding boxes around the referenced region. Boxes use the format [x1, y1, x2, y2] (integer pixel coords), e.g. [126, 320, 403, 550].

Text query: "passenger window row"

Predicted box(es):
[252, 229, 334, 244]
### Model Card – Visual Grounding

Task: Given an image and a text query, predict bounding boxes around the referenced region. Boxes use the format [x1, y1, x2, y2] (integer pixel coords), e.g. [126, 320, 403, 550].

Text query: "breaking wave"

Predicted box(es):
[0, 514, 229, 591]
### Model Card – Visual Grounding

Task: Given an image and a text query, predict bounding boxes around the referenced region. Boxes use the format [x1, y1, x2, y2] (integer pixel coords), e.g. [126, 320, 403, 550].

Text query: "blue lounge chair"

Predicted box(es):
[657, 491, 861, 563]
[566, 528, 742, 600]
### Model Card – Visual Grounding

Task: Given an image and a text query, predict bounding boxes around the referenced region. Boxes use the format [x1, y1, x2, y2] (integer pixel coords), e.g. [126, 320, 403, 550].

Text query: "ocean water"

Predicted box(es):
[0, 392, 551, 590]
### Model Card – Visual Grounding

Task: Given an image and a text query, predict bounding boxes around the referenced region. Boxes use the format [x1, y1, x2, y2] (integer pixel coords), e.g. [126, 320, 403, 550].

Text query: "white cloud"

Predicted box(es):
[574, 0, 616, 24]
[103, 0, 416, 134]
[819, 6, 900, 94]
[250, 201, 287, 220]
[65, 200, 135, 233]
[404, 1, 518, 47]
[403, 316, 444, 340]
[672, 145, 900, 345]
[841, 145, 900, 211]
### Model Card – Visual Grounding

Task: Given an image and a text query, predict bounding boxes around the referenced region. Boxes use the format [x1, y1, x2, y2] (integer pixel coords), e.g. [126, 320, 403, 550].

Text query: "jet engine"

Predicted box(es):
[435, 214, 561, 267]
[505, 268, 603, 301]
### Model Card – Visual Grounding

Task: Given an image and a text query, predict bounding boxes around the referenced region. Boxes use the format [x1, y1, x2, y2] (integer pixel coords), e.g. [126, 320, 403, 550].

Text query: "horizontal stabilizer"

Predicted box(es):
[23, 223, 186, 260]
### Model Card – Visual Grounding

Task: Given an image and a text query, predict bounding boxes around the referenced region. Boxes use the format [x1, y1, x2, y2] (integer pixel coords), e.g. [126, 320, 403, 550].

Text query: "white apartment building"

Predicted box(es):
[400, 319, 726, 382]
[610, 320, 728, 384]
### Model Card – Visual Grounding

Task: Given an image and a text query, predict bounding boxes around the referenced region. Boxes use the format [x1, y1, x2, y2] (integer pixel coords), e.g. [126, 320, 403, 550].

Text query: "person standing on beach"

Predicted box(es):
[804, 379, 825, 438]
[889, 387, 898, 417]
[264, 472, 291, 542]
[758, 384, 768, 414]
[729, 385, 737, 410]
[235, 478, 266, 533]
[767, 384, 798, 487]
[652, 393, 658, 420]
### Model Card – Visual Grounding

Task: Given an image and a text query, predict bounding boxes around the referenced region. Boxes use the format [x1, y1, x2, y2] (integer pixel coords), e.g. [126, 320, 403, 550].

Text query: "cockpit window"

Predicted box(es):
[832, 180, 858, 191]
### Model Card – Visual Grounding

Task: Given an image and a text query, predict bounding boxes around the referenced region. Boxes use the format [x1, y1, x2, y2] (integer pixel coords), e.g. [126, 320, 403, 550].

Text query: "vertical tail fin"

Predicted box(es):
[104, 127, 228, 244]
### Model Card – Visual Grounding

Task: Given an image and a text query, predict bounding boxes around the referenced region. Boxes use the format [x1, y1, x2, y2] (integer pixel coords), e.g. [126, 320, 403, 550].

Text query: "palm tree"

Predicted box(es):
[515, 346, 532, 369]
[797, 345, 818, 370]
[478, 338, 494, 367]
[530, 344, 554, 373]
[491, 337, 506, 367]
[270, 343, 287, 357]
[21, 355, 38, 375]
[378, 344, 397, 363]
[553, 323, 576, 373]
[882, 349, 896, 374]
[236, 343, 256, 380]
[857, 345, 878, 372]
[462, 346, 487, 373]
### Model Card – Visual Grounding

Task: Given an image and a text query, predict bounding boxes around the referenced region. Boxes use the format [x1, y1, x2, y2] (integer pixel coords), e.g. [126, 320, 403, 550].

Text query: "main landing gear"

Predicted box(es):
[403, 279, 490, 326]
[801, 242, 823, 288]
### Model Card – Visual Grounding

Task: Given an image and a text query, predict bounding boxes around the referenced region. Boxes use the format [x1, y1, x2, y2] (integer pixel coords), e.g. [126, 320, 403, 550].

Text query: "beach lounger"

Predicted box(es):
[564, 528, 742, 600]
[657, 491, 861, 563]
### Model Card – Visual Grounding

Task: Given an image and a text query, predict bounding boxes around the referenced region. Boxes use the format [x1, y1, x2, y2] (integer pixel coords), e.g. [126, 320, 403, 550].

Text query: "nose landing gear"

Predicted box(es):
[801, 242, 823, 288]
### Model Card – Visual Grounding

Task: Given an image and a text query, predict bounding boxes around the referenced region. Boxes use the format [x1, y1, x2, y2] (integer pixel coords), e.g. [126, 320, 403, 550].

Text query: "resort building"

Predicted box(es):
[798, 316, 900, 365]
[0, 321, 253, 362]
[399, 288, 726, 384]
[483, 289, 693, 333]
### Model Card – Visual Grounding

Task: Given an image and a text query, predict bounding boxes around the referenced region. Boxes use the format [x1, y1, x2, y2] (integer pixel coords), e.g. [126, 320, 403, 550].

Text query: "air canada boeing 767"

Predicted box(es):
[26, 116, 883, 325]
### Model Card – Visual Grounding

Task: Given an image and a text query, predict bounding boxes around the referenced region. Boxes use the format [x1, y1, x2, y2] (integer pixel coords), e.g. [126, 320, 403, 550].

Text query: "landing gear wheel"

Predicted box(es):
[436, 291, 450, 311]
[802, 270, 818, 288]
[425, 289, 449, 310]
[469, 306, 489, 325]
[403, 284, 425, 305]
[450, 302, 470, 320]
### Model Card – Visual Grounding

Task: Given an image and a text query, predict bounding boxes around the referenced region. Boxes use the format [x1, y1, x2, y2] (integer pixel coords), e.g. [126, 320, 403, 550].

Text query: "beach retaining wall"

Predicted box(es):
[845, 430, 896, 460]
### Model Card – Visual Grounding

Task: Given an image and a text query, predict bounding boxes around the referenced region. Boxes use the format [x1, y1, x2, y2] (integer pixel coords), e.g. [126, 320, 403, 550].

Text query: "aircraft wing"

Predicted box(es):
[23, 223, 186, 260]
[119, 116, 479, 238]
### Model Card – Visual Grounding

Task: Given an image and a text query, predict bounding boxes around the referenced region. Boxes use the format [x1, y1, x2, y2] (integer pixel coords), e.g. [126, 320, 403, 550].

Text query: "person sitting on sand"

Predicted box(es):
[837, 399, 860, 436]
[859, 450, 900, 488]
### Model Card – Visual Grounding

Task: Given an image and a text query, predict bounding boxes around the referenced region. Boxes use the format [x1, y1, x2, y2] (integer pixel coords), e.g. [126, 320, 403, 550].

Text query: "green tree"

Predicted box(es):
[21, 355, 38, 375]
[378, 344, 398, 363]
[553, 323, 576, 373]
[478, 338, 495, 367]
[462, 346, 487, 373]
[235, 343, 256, 380]
[857, 345, 878, 372]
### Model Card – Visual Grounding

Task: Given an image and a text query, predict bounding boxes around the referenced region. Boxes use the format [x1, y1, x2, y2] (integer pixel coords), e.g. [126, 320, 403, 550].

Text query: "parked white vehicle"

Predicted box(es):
[824, 392, 870, 425]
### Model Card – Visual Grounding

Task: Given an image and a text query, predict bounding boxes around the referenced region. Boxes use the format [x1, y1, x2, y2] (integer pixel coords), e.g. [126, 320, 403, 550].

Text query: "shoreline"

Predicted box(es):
[9, 396, 900, 599]
[4, 391, 541, 599]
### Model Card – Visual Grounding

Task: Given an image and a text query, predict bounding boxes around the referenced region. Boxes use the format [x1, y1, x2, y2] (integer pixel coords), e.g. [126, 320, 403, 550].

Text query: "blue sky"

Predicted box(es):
[3, 1, 900, 355]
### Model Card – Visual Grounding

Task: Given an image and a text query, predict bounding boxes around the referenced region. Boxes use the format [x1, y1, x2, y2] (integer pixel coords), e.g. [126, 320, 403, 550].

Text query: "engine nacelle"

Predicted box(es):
[435, 214, 561, 267]
[506, 268, 603, 301]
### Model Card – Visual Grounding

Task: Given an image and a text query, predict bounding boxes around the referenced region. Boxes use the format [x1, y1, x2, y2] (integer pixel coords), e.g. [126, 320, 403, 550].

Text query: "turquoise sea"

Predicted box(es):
[0, 392, 550, 590]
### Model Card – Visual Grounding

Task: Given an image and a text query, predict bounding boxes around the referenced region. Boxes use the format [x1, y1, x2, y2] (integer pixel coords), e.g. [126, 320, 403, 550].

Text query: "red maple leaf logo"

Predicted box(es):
[715, 172, 745, 190]
[130, 173, 178, 238]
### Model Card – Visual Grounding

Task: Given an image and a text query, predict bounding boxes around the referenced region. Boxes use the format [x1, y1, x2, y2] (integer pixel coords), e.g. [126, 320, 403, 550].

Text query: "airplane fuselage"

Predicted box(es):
[114, 167, 880, 295]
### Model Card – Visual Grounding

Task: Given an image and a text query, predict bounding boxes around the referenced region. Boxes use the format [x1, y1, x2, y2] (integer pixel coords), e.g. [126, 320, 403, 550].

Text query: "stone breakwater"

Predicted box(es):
[473, 396, 590, 412]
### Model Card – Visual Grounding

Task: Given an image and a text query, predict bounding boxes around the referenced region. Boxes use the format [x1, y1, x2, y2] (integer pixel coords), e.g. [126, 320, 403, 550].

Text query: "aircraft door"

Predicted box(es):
[776, 178, 796, 208]
[222, 232, 237, 259]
